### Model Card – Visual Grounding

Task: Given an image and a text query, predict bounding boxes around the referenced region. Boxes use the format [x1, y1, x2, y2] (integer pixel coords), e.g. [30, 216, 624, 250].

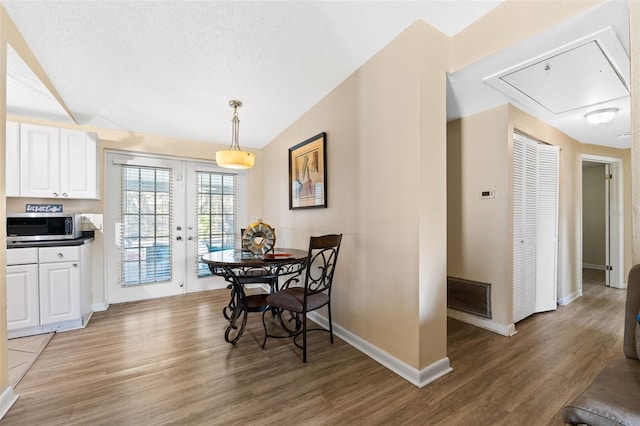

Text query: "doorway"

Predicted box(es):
[581, 154, 624, 289]
[104, 152, 248, 303]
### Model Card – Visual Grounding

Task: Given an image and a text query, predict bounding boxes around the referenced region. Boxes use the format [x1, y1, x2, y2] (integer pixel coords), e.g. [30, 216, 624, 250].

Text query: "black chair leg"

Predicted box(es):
[261, 310, 268, 348]
[328, 303, 333, 344]
[302, 312, 307, 363]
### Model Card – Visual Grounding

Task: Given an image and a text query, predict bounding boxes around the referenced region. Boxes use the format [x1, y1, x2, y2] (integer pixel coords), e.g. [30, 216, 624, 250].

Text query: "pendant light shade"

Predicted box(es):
[215, 100, 255, 169]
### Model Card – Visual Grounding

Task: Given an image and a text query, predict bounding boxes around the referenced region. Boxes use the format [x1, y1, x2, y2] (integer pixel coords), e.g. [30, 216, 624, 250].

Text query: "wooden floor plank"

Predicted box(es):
[1, 275, 626, 425]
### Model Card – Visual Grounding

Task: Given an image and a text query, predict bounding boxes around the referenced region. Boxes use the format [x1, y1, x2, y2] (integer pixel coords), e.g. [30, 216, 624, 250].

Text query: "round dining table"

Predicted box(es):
[202, 248, 308, 345]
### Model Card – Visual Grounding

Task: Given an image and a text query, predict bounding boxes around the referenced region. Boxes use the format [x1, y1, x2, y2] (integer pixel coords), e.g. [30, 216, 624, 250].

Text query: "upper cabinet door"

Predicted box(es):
[6, 121, 20, 197]
[15, 123, 99, 199]
[19, 123, 61, 198]
[60, 129, 98, 199]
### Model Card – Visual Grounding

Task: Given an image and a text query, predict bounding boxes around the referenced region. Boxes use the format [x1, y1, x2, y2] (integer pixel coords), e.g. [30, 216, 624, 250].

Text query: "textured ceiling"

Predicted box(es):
[0, 0, 503, 149]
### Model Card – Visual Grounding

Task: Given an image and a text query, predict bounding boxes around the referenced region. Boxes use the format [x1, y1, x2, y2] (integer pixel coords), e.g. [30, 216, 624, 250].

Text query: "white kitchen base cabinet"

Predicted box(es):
[7, 264, 39, 330]
[7, 243, 93, 339]
[39, 261, 81, 325]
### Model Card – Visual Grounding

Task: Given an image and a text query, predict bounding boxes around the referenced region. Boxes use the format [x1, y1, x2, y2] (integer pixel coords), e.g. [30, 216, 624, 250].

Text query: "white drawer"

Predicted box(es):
[39, 246, 80, 263]
[7, 248, 38, 265]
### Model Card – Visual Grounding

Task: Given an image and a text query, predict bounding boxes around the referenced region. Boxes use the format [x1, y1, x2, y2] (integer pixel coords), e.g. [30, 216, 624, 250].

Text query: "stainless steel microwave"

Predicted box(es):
[6, 213, 82, 242]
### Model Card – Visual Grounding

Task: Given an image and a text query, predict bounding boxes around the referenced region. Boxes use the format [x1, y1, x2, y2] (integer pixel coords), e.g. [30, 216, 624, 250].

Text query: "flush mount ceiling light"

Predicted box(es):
[584, 108, 619, 125]
[215, 100, 255, 169]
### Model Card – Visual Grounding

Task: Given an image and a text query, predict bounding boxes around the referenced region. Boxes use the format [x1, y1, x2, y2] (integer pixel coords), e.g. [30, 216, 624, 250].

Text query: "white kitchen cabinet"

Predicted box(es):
[39, 247, 81, 325]
[7, 243, 93, 339]
[17, 122, 98, 199]
[6, 121, 20, 197]
[61, 128, 98, 199]
[7, 247, 40, 331]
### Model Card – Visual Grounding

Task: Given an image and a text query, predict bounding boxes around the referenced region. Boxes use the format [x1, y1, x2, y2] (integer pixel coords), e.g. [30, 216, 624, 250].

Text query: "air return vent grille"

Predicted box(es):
[447, 277, 492, 319]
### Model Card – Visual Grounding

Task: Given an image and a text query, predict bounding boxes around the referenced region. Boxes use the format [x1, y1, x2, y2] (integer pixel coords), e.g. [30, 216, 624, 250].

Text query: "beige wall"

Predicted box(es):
[450, 0, 602, 72]
[582, 164, 606, 268]
[447, 105, 511, 326]
[261, 21, 449, 369]
[448, 104, 631, 328]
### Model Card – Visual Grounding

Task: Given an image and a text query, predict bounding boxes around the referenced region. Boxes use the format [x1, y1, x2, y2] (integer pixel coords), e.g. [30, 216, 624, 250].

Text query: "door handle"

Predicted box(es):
[176, 236, 183, 241]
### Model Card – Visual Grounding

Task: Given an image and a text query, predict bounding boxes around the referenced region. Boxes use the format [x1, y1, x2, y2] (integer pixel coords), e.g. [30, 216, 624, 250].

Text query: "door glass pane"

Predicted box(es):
[197, 171, 236, 277]
[121, 166, 172, 286]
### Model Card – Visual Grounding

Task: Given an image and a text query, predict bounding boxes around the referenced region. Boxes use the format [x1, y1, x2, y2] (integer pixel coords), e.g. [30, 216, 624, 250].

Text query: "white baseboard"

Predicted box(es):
[446, 308, 517, 337]
[91, 302, 109, 312]
[557, 289, 582, 306]
[582, 263, 605, 270]
[0, 387, 18, 420]
[307, 312, 452, 388]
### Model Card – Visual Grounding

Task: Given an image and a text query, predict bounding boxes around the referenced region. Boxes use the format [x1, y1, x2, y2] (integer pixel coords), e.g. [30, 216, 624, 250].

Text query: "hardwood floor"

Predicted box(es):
[1, 279, 625, 425]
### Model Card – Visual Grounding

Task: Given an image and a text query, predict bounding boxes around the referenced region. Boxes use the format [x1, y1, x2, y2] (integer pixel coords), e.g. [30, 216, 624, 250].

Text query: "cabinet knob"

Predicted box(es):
[62, 193, 68, 197]
[53, 192, 59, 197]
[57, 253, 63, 258]
[72, 263, 78, 268]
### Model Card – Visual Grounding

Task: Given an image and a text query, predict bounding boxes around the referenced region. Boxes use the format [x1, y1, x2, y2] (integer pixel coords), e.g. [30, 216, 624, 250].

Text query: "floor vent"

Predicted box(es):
[447, 276, 492, 319]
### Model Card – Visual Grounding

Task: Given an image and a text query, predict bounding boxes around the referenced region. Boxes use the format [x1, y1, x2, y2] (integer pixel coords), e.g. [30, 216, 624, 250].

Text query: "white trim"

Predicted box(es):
[558, 289, 583, 306]
[91, 303, 109, 312]
[447, 308, 518, 337]
[307, 312, 452, 388]
[0, 387, 18, 420]
[580, 154, 624, 289]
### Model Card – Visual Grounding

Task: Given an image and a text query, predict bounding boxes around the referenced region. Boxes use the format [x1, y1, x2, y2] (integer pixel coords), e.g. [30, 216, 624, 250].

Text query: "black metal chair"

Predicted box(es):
[261, 234, 342, 362]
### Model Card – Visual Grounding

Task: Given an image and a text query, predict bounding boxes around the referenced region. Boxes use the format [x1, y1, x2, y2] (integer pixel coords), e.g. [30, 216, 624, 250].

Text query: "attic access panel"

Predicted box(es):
[498, 41, 629, 114]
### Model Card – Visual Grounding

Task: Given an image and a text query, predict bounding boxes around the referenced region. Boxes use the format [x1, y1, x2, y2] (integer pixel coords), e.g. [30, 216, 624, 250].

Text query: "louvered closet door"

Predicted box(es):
[535, 144, 559, 312]
[513, 137, 536, 323]
[512, 134, 559, 324]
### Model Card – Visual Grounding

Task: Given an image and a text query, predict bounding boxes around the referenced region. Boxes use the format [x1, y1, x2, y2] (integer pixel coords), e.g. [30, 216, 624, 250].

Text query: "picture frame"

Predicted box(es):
[289, 132, 327, 209]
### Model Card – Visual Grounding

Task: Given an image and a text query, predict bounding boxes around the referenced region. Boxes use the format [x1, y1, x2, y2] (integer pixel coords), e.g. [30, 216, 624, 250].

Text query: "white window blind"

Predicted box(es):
[119, 165, 173, 286]
[195, 171, 238, 277]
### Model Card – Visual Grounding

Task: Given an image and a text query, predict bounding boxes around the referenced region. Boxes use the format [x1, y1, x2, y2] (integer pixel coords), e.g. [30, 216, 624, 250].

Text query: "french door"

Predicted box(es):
[105, 152, 246, 303]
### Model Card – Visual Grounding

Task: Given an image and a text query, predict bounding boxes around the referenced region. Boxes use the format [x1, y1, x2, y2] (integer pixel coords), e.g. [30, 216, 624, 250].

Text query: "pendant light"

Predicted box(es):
[215, 100, 255, 169]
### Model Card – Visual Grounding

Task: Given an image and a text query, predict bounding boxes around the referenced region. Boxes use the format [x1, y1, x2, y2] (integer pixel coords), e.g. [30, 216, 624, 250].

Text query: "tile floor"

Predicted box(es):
[8, 333, 53, 388]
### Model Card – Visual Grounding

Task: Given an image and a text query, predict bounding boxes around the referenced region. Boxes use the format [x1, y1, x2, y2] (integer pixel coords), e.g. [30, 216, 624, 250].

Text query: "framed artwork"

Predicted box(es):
[289, 132, 327, 209]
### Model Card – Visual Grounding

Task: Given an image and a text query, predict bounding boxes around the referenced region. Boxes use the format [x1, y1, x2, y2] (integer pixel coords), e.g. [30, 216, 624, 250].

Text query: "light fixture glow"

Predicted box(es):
[215, 100, 255, 169]
[584, 108, 619, 125]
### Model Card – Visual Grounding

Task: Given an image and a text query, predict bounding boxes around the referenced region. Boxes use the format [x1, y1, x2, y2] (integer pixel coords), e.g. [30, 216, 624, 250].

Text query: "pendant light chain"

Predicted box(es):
[230, 103, 241, 151]
[215, 99, 255, 169]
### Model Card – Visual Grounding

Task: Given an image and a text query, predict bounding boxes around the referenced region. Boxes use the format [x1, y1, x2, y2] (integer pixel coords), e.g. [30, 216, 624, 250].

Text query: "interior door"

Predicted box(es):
[105, 153, 187, 303]
[513, 134, 559, 323]
[513, 136, 537, 323]
[534, 143, 559, 312]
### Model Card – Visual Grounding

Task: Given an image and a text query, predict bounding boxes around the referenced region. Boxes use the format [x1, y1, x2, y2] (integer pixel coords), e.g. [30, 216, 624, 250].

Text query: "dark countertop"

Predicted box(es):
[7, 232, 95, 249]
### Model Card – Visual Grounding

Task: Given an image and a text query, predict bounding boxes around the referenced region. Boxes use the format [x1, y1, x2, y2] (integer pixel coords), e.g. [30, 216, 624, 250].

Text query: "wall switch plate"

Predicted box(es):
[480, 189, 495, 199]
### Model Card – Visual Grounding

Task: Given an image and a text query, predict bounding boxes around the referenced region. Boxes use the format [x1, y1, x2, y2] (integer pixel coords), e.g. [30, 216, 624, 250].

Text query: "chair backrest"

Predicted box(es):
[304, 234, 342, 298]
[623, 264, 640, 360]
